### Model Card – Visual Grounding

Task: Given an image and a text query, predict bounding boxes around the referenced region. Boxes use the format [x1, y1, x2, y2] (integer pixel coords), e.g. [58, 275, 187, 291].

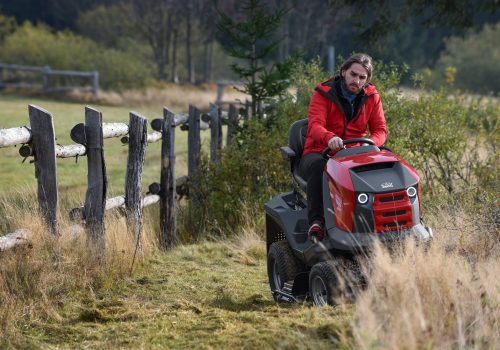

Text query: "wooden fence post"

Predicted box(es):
[209, 103, 222, 163]
[84, 106, 107, 255]
[226, 104, 238, 146]
[125, 112, 148, 251]
[42, 66, 50, 91]
[28, 105, 58, 235]
[245, 99, 250, 120]
[92, 71, 99, 95]
[188, 104, 201, 179]
[159, 108, 176, 249]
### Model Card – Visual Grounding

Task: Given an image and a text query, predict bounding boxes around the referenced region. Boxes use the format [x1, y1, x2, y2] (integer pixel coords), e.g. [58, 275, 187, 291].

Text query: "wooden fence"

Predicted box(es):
[0, 102, 242, 252]
[0, 63, 99, 94]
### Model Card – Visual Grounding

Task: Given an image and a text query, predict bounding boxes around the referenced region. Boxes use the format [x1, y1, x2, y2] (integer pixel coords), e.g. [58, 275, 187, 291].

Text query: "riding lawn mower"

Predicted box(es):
[265, 119, 433, 306]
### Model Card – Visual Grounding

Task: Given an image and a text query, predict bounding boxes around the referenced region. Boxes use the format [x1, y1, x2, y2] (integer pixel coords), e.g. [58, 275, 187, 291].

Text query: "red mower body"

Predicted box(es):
[325, 149, 422, 234]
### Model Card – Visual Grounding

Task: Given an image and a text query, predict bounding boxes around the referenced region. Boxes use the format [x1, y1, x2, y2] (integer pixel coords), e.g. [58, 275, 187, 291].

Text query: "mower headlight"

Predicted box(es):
[407, 186, 417, 198]
[357, 193, 369, 204]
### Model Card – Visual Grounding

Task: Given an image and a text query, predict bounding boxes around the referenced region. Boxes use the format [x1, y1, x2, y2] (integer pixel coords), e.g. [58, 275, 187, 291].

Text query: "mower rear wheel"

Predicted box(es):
[267, 240, 304, 301]
[309, 260, 359, 306]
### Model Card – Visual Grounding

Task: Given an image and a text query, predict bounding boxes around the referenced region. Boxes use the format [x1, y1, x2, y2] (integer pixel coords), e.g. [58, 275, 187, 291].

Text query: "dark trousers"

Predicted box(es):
[299, 152, 327, 225]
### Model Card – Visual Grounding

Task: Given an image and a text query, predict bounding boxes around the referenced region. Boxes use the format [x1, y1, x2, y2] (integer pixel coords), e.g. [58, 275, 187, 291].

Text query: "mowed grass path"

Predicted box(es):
[20, 242, 350, 349]
[0, 95, 212, 202]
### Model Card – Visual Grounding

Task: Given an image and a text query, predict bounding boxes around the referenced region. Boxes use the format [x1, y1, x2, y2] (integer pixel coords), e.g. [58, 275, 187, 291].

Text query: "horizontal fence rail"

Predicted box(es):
[0, 62, 99, 94]
[0, 99, 249, 254]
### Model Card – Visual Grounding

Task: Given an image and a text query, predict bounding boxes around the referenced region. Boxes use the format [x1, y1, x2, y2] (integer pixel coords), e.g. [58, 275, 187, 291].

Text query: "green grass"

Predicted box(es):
[8, 242, 351, 349]
[0, 95, 212, 200]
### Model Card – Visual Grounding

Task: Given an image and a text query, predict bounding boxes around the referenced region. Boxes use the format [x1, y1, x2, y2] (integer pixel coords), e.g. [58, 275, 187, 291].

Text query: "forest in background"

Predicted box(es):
[0, 0, 498, 93]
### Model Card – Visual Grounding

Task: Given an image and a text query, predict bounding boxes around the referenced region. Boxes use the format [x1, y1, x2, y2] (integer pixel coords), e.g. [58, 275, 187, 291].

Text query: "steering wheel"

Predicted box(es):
[322, 137, 375, 159]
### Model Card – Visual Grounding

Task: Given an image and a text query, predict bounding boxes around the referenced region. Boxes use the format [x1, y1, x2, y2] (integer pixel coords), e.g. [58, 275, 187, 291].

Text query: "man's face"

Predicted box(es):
[341, 63, 369, 94]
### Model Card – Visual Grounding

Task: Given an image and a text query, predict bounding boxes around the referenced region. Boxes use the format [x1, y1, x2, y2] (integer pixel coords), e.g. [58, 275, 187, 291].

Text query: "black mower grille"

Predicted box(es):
[383, 221, 408, 228]
[352, 162, 395, 173]
[379, 195, 404, 202]
[383, 210, 407, 217]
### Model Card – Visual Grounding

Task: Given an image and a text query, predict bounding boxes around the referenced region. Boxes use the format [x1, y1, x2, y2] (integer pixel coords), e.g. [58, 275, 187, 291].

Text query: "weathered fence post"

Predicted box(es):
[226, 104, 238, 146]
[209, 103, 222, 163]
[125, 112, 148, 251]
[84, 106, 107, 255]
[28, 105, 58, 235]
[92, 71, 99, 95]
[159, 108, 176, 249]
[42, 66, 50, 91]
[188, 104, 201, 179]
[245, 99, 250, 120]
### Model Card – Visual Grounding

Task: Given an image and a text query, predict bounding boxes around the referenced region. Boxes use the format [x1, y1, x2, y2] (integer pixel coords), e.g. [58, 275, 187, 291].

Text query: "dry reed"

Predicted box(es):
[353, 206, 500, 349]
[0, 194, 155, 347]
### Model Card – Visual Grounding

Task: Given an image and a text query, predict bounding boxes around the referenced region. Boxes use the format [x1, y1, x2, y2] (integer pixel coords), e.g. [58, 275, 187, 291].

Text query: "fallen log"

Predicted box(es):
[0, 229, 29, 251]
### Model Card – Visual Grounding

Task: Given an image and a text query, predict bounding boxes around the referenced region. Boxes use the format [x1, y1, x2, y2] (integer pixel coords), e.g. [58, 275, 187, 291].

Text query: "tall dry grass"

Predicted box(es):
[0, 194, 156, 347]
[353, 206, 500, 349]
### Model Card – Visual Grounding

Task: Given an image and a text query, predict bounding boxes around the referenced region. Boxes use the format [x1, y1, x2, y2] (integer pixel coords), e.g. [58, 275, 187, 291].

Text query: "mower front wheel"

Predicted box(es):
[267, 240, 304, 301]
[309, 260, 359, 306]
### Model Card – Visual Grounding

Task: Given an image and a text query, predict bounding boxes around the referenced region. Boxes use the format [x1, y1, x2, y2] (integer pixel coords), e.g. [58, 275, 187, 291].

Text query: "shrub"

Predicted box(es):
[435, 23, 500, 95]
[0, 22, 153, 90]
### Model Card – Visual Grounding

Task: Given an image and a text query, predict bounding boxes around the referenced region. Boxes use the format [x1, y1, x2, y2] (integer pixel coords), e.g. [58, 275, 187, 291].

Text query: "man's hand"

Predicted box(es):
[328, 136, 343, 151]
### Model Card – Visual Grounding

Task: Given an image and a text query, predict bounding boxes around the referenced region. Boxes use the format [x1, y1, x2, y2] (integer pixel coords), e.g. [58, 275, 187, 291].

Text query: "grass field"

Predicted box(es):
[1, 203, 498, 349]
[1, 92, 498, 349]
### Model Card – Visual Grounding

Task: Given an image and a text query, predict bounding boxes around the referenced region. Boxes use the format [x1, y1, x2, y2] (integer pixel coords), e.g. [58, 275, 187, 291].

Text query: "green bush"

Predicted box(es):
[435, 23, 500, 95]
[182, 59, 498, 238]
[0, 22, 153, 90]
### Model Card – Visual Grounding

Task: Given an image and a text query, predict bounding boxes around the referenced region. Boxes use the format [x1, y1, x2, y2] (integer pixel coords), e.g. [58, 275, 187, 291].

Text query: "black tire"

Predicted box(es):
[309, 260, 361, 306]
[267, 240, 304, 301]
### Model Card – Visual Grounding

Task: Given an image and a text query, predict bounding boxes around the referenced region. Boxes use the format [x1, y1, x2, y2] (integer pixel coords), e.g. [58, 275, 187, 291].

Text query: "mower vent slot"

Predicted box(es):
[383, 221, 407, 228]
[352, 162, 395, 173]
[274, 231, 286, 243]
[379, 195, 404, 202]
[383, 210, 406, 217]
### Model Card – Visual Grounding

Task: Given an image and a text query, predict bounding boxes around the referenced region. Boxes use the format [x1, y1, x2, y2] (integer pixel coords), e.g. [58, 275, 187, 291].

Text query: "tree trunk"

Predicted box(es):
[207, 40, 213, 82]
[186, 7, 195, 84]
[202, 40, 209, 83]
[171, 29, 179, 83]
[251, 42, 257, 118]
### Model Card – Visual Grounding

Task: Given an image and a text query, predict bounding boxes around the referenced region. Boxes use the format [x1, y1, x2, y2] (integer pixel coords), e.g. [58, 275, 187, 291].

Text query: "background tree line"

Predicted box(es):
[0, 0, 498, 93]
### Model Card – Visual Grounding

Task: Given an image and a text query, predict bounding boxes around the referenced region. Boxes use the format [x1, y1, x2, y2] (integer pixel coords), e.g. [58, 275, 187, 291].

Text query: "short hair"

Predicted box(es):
[340, 53, 373, 82]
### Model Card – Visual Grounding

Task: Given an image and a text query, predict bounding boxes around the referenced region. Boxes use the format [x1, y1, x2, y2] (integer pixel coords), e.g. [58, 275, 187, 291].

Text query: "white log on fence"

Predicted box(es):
[147, 131, 162, 143]
[102, 123, 129, 139]
[0, 126, 31, 148]
[142, 194, 160, 207]
[55, 144, 86, 158]
[70, 193, 162, 222]
[121, 131, 163, 144]
[0, 229, 28, 251]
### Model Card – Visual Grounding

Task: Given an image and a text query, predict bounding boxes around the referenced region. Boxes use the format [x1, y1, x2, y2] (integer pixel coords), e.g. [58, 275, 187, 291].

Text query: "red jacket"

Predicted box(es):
[303, 77, 387, 155]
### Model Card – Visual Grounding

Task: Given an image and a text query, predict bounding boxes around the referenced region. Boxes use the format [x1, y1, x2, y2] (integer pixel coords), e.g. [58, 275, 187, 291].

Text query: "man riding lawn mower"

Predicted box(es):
[265, 54, 432, 306]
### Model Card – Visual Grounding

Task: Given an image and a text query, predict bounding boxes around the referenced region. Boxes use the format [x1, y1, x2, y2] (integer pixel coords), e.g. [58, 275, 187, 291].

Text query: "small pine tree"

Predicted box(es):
[216, 0, 291, 119]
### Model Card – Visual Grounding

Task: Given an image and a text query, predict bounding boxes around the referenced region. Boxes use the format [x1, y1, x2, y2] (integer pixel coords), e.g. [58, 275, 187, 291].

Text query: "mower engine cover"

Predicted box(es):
[326, 147, 421, 234]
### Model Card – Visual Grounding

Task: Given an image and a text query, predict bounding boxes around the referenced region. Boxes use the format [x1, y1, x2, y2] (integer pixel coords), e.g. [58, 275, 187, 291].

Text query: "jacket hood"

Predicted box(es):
[316, 76, 378, 96]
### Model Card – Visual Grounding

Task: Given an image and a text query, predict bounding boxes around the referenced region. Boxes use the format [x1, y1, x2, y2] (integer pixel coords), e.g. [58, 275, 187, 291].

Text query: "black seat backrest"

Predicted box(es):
[289, 119, 308, 159]
[288, 119, 308, 190]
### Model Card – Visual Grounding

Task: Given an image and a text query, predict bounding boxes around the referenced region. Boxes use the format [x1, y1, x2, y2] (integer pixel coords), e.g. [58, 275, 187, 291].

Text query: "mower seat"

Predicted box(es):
[280, 119, 308, 191]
